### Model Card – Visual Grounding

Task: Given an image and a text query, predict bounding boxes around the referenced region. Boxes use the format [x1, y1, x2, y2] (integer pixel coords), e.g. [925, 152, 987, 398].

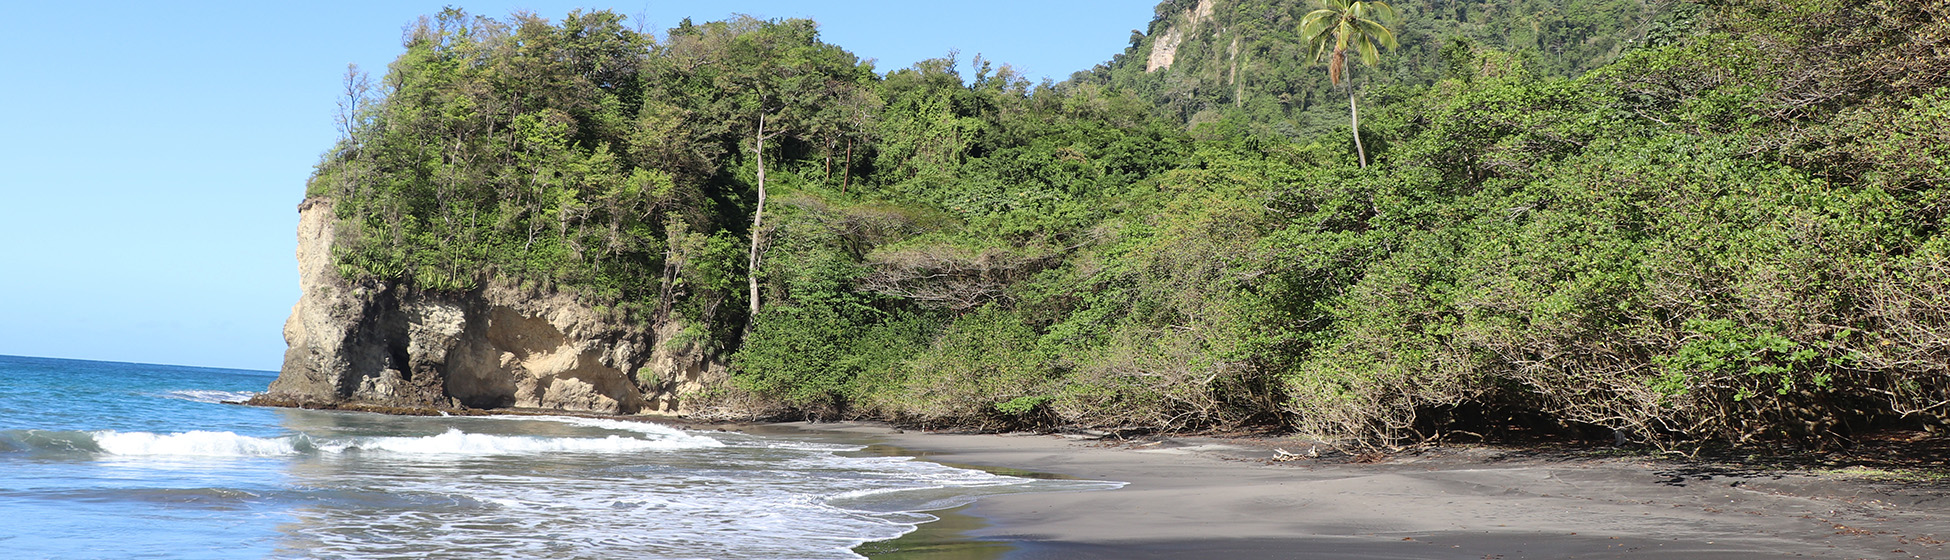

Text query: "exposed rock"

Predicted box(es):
[250, 197, 724, 415]
[1146, 0, 1217, 72]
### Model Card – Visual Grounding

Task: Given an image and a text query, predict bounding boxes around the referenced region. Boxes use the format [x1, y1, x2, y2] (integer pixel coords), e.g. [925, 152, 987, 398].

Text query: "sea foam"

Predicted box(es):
[92, 430, 298, 457]
[158, 389, 258, 404]
[76, 427, 719, 458]
[334, 428, 716, 455]
[510, 415, 728, 448]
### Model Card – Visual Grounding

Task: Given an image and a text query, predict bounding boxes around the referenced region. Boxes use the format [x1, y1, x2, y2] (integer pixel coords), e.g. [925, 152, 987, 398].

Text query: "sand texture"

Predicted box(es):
[759, 422, 1950, 559]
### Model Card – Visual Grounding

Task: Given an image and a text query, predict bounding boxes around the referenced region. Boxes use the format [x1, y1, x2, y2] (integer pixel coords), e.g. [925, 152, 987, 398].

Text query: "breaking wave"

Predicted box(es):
[323, 428, 719, 455]
[0, 427, 723, 459]
[94, 430, 299, 457]
[157, 389, 258, 404]
[504, 415, 728, 448]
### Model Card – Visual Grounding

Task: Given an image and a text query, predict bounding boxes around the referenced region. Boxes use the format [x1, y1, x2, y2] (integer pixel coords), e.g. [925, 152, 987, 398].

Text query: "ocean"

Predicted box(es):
[0, 355, 1117, 559]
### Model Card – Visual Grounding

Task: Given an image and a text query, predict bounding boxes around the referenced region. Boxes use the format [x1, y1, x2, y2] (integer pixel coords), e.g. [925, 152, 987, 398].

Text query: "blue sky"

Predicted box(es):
[0, 1, 1156, 371]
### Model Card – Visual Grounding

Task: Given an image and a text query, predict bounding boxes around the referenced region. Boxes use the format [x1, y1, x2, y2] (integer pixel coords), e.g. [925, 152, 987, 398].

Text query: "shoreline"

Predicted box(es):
[234, 402, 1950, 558]
[756, 421, 1950, 560]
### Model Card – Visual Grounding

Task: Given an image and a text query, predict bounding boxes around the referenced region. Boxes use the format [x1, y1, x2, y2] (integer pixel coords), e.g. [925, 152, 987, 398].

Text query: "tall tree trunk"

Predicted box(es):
[748, 113, 768, 319]
[842, 139, 853, 194]
[1347, 79, 1368, 168]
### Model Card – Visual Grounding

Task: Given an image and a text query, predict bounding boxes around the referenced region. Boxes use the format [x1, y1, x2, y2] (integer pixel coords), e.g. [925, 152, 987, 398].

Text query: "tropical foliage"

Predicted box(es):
[1299, 0, 1400, 166]
[314, 0, 1950, 447]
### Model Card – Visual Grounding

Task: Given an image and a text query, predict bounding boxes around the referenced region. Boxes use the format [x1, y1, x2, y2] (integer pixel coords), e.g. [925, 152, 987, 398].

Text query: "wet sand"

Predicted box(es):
[757, 422, 1950, 560]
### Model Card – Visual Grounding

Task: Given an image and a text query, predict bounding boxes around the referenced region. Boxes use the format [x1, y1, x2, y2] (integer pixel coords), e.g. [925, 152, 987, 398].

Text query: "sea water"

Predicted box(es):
[0, 355, 1117, 559]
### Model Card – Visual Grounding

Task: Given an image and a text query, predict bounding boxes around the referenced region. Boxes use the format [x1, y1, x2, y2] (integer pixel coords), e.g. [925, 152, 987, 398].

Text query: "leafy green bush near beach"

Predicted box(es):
[312, 0, 1950, 447]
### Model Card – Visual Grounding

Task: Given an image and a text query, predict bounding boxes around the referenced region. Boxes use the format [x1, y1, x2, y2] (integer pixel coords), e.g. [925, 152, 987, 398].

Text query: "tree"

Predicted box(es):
[1299, 0, 1399, 168]
[651, 17, 874, 320]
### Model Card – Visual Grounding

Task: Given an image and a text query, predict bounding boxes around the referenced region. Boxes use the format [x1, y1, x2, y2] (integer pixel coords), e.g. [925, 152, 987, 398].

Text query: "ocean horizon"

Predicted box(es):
[0, 354, 1115, 559]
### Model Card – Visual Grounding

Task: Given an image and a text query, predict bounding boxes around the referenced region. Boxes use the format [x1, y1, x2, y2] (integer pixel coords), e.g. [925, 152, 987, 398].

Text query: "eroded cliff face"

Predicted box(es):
[251, 197, 722, 415]
[1145, 0, 1217, 72]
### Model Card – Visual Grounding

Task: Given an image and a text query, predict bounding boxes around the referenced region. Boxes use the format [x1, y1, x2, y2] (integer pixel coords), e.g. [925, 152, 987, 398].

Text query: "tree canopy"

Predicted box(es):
[313, 0, 1950, 447]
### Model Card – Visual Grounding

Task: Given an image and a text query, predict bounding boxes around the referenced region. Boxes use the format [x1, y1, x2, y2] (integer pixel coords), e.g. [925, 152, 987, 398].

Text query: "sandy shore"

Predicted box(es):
[754, 421, 1949, 560]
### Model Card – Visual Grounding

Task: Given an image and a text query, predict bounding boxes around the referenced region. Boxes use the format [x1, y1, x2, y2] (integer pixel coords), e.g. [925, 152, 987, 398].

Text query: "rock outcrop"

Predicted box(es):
[1145, 0, 1217, 72]
[250, 197, 722, 415]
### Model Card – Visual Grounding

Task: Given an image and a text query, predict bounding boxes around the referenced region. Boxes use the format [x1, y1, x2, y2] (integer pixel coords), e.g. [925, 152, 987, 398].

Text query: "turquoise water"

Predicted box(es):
[0, 355, 1115, 559]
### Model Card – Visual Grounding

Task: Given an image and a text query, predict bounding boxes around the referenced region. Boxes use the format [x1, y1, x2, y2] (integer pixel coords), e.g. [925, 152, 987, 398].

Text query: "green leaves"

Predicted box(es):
[1298, 0, 1398, 84]
[316, 4, 1950, 444]
[1655, 318, 1824, 398]
[1300, 0, 1400, 66]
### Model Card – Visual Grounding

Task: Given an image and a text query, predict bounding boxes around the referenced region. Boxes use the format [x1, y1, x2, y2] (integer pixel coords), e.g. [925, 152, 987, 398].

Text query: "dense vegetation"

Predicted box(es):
[1077, 0, 1670, 136]
[311, 0, 1950, 447]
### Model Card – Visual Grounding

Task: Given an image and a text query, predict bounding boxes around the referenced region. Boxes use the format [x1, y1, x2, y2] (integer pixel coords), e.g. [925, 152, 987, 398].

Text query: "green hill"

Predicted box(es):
[302, 0, 1950, 447]
[1073, 0, 1683, 136]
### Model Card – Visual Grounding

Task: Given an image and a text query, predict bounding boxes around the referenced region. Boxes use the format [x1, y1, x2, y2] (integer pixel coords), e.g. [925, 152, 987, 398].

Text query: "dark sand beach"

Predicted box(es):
[757, 422, 1949, 559]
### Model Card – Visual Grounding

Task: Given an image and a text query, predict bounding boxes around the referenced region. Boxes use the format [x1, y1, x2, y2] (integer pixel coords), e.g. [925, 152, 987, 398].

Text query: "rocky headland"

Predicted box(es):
[248, 198, 723, 416]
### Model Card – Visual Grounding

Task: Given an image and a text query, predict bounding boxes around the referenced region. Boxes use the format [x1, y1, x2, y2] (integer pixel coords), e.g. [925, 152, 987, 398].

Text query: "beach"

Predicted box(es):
[8, 352, 1943, 559]
[761, 422, 1950, 560]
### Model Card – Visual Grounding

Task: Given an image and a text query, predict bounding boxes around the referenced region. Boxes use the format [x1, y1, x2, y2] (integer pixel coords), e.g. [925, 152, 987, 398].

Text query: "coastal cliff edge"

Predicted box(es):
[248, 197, 723, 415]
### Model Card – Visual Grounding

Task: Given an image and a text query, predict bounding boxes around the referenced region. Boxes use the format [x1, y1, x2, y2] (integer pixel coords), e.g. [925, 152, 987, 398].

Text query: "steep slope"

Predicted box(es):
[1078, 0, 1672, 132]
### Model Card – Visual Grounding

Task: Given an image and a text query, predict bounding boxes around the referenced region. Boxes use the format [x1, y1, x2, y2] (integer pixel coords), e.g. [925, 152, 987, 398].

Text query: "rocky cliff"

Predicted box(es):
[250, 197, 723, 415]
[1144, 0, 1215, 72]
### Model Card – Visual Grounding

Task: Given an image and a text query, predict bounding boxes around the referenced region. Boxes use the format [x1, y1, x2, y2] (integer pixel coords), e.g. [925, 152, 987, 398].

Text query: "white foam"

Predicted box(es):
[339, 429, 712, 455]
[828, 484, 955, 502]
[159, 390, 257, 404]
[786, 454, 1025, 486]
[511, 416, 725, 448]
[819, 458, 1031, 506]
[86, 427, 721, 459]
[91, 430, 297, 457]
[732, 437, 864, 452]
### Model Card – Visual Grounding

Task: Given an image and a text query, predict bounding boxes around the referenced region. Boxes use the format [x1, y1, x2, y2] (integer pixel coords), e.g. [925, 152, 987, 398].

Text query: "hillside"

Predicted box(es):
[1074, 0, 1681, 135]
[266, 0, 1950, 448]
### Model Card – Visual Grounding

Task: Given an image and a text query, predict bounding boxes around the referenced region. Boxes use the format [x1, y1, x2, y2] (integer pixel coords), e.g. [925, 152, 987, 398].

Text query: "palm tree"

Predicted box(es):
[1300, 0, 1399, 168]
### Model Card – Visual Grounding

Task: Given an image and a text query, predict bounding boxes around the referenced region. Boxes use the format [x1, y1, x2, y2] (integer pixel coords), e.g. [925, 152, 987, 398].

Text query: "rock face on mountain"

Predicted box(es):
[1145, 0, 1215, 72]
[250, 197, 722, 415]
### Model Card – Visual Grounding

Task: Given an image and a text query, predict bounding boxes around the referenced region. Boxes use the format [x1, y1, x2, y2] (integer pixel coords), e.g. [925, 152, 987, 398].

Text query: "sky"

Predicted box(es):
[0, 1, 1157, 371]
